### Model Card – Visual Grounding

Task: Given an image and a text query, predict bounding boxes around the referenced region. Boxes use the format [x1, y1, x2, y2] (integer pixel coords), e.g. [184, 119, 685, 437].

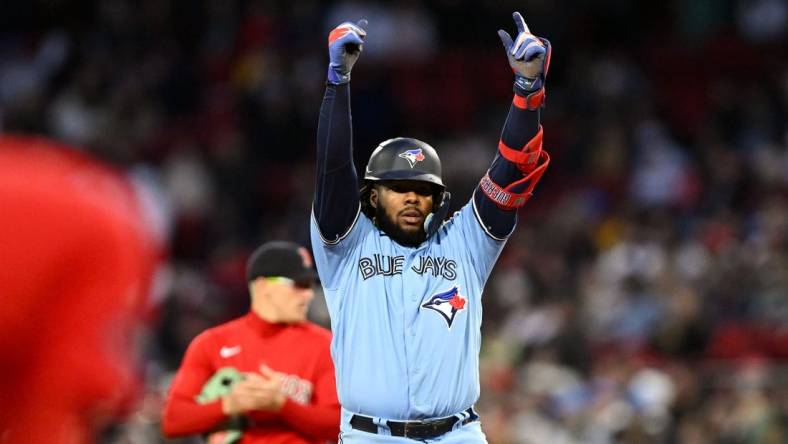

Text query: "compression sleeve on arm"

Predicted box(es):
[473, 94, 546, 240]
[313, 83, 361, 244]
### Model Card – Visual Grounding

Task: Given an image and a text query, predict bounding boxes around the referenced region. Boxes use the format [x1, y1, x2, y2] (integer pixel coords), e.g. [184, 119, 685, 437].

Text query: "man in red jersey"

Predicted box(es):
[162, 241, 340, 443]
[0, 136, 158, 443]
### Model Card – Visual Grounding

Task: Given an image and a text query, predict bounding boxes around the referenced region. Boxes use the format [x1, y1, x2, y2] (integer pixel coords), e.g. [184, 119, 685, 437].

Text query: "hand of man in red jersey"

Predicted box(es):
[221, 366, 286, 415]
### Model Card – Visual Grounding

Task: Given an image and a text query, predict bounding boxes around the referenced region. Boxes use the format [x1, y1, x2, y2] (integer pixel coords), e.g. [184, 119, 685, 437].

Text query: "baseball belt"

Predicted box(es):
[349, 407, 478, 439]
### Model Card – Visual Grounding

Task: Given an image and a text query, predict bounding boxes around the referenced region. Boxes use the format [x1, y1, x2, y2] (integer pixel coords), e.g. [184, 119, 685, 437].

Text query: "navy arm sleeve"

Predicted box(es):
[313, 83, 360, 242]
[472, 96, 541, 239]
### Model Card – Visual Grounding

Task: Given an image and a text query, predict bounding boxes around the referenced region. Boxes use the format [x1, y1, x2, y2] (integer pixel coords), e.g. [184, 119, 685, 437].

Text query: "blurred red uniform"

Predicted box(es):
[0, 136, 158, 443]
[162, 313, 340, 443]
[162, 241, 340, 443]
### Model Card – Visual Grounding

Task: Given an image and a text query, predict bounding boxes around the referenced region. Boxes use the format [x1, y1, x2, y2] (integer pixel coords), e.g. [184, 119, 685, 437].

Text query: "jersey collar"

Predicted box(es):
[245, 312, 287, 337]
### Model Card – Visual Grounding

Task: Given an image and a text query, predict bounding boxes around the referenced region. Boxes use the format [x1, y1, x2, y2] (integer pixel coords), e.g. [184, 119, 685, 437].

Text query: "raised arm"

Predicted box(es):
[473, 12, 552, 239]
[313, 20, 367, 244]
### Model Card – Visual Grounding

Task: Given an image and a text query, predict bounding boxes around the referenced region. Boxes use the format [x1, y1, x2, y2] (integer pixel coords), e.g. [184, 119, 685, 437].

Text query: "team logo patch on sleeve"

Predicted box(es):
[398, 148, 425, 168]
[421, 286, 466, 328]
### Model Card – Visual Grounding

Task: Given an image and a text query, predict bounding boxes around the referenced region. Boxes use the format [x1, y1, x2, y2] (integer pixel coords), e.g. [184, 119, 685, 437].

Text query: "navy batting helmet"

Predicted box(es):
[363, 137, 444, 188]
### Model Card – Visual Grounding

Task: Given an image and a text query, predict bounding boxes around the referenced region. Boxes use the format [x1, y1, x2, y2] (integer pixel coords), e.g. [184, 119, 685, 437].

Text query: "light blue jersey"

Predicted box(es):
[311, 198, 507, 420]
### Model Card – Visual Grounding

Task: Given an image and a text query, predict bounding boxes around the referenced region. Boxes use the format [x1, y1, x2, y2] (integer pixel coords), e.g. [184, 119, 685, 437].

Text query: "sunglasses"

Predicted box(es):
[264, 276, 314, 289]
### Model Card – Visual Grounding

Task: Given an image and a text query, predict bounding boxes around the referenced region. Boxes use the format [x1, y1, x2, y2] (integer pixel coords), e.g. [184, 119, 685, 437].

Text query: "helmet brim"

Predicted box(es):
[364, 169, 444, 188]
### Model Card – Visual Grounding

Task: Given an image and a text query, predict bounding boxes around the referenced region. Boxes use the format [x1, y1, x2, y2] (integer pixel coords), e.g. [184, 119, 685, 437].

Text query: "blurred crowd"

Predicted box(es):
[1, 0, 786, 443]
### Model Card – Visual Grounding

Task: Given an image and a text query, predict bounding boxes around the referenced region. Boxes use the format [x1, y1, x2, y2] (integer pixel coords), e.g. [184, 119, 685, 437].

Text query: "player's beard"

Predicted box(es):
[375, 201, 427, 248]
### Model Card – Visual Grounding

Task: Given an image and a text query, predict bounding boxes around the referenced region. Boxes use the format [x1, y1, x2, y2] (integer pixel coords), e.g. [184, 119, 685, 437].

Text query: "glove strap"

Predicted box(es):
[514, 75, 541, 92]
[327, 65, 350, 85]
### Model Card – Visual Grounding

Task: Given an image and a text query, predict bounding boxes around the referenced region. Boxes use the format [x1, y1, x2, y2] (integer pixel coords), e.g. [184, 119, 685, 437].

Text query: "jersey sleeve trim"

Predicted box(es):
[311, 203, 361, 245]
[471, 190, 512, 242]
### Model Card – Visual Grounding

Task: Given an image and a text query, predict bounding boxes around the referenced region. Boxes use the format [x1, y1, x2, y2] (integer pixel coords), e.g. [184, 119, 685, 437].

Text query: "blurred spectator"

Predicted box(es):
[0, 136, 159, 443]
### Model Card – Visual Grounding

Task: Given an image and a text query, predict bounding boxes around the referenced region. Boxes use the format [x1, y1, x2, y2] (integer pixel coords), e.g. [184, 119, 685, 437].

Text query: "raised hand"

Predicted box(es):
[497, 12, 551, 94]
[327, 19, 367, 84]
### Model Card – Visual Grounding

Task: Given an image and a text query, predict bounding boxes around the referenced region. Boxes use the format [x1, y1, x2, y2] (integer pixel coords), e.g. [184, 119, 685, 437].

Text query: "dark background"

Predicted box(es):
[1, 1, 786, 442]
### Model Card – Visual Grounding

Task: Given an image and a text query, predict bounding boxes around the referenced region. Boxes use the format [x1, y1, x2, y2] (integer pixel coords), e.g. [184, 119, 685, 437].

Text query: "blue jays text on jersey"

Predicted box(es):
[357, 254, 457, 280]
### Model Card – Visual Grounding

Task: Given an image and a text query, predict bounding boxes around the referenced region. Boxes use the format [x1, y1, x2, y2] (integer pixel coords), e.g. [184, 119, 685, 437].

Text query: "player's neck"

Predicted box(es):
[246, 311, 289, 337]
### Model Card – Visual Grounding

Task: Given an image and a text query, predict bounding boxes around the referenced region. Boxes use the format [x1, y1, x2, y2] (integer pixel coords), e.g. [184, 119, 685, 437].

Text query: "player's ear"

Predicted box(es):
[249, 277, 266, 297]
[369, 187, 379, 209]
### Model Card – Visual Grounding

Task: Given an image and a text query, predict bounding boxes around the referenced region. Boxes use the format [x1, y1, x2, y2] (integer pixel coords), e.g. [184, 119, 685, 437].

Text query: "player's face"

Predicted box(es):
[256, 278, 315, 323]
[371, 181, 434, 247]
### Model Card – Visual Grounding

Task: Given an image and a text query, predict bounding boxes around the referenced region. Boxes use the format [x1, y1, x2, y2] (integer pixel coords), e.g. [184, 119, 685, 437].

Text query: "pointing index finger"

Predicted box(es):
[513, 12, 530, 34]
[356, 18, 368, 33]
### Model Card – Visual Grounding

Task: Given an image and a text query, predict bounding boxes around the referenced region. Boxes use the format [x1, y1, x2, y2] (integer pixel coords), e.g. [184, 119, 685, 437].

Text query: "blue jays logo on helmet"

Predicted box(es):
[421, 286, 466, 328]
[398, 148, 425, 168]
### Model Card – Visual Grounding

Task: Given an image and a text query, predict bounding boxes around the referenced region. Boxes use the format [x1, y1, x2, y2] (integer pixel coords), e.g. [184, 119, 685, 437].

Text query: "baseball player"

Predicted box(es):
[162, 241, 340, 443]
[0, 136, 158, 443]
[311, 12, 551, 443]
